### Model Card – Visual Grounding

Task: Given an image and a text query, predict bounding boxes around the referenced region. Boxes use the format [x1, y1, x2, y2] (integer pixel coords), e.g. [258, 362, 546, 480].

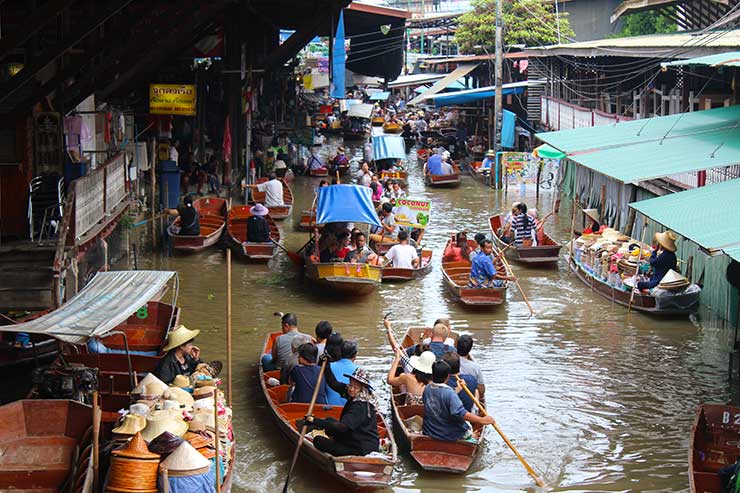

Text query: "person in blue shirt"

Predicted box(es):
[637, 230, 678, 290]
[422, 361, 494, 442]
[480, 149, 495, 170]
[405, 323, 456, 360]
[425, 153, 443, 175]
[325, 341, 359, 406]
[289, 343, 327, 404]
[468, 240, 516, 288]
[443, 352, 478, 412]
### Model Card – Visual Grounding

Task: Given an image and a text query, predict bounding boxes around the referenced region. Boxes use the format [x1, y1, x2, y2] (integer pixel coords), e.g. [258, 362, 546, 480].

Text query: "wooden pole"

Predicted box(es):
[568, 198, 577, 275]
[161, 467, 170, 493]
[599, 183, 606, 224]
[628, 217, 650, 314]
[151, 139, 157, 251]
[226, 248, 232, 407]
[497, 247, 535, 316]
[214, 393, 221, 493]
[92, 391, 100, 493]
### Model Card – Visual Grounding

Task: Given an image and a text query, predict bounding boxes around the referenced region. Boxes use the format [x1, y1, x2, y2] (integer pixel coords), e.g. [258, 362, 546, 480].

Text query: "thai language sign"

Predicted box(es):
[149, 84, 196, 116]
[501, 152, 529, 171]
[393, 198, 432, 229]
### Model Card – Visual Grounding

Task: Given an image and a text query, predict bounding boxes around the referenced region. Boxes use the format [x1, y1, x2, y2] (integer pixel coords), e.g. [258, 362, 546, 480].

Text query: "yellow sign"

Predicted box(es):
[149, 84, 196, 116]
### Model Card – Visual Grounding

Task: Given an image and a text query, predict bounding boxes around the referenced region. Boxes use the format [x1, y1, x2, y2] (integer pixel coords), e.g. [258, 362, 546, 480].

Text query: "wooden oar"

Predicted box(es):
[454, 376, 547, 488]
[493, 243, 535, 316]
[628, 217, 650, 314]
[271, 238, 304, 265]
[282, 358, 328, 493]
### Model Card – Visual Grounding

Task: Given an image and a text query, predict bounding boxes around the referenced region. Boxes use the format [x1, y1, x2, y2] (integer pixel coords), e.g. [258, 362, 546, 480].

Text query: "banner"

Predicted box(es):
[393, 198, 432, 229]
[502, 151, 561, 188]
[149, 84, 196, 116]
[330, 10, 346, 99]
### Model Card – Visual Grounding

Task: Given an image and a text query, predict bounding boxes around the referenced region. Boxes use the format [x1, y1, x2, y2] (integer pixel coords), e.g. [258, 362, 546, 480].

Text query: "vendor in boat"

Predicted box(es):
[443, 232, 471, 262]
[246, 203, 271, 243]
[329, 147, 349, 172]
[637, 231, 679, 291]
[422, 361, 495, 442]
[299, 362, 380, 457]
[582, 208, 602, 235]
[480, 149, 495, 172]
[243, 172, 284, 208]
[468, 240, 516, 288]
[166, 194, 200, 236]
[153, 325, 202, 384]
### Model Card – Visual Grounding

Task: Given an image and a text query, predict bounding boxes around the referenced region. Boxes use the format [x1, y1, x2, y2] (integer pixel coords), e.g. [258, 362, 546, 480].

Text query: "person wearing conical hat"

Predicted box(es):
[153, 325, 202, 384]
[582, 208, 601, 235]
[637, 230, 679, 291]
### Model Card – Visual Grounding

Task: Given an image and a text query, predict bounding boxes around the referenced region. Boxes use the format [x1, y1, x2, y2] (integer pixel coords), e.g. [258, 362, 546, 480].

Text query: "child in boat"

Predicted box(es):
[289, 343, 328, 405]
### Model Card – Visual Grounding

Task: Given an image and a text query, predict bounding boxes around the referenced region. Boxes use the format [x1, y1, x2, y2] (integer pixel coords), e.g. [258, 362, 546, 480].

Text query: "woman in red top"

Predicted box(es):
[443, 232, 471, 262]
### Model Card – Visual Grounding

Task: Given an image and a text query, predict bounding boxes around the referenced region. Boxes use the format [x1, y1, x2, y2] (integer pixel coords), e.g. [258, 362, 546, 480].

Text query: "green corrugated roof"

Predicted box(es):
[536, 105, 740, 183]
[725, 246, 740, 263]
[630, 179, 740, 255]
[663, 51, 740, 68]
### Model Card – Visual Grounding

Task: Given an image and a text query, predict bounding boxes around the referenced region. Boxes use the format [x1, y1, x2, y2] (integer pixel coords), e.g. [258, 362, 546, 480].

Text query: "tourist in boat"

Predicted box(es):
[384, 231, 419, 269]
[314, 320, 333, 355]
[345, 232, 378, 265]
[335, 232, 352, 260]
[389, 181, 406, 200]
[356, 162, 373, 187]
[166, 194, 200, 236]
[422, 361, 495, 442]
[289, 343, 328, 404]
[425, 152, 444, 176]
[498, 202, 521, 243]
[326, 341, 359, 406]
[329, 147, 349, 173]
[370, 181, 383, 202]
[456, 335, 485, 400]
[153, 325, 202, 384]
[274, 152, 288, 178]
[440, 151, 454, 175]
[319, 236, 340, 262]
[405, 323, 456, 360]
[469, 240, 516, 288]
[281, 333, 313, 384]
[261, 313, 306, 372]
[369, 203, 399, 244]
[442, 352, 478, 412]
[511, 203, 536, 246]
[243, 172, 284, 208]
[307, 145, 327, 172]
[300, 364, 380, 457]
[528, 208, 546, 245]
[637, 231, 679, 291]
[246, 203, 271, 243]
[387, 349, 433, 405]
[480, 149, 495, 171]
[470, 233, 488, 260]
[443, 232, 471, 262]
[325, 332, 344, 362]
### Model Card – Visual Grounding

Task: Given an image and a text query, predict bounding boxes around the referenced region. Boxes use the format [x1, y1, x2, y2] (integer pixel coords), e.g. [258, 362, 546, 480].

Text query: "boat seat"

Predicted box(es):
[268, 385, 290, 404]
[692, 471, 721, 492]
[0, 436, 76, 489]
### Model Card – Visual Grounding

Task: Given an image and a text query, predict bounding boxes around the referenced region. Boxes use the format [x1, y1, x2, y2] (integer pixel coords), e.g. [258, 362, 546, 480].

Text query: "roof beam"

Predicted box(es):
[258, 13, 327, 70]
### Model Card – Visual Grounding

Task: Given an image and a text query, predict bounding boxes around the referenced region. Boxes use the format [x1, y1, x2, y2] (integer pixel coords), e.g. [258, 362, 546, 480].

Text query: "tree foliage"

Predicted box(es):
[612, 11, 677, 38]
[455, 0, 576, 52]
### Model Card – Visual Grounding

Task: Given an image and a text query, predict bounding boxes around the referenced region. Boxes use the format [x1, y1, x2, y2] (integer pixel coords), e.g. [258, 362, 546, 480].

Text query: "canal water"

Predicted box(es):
[132, 143, 738, 492]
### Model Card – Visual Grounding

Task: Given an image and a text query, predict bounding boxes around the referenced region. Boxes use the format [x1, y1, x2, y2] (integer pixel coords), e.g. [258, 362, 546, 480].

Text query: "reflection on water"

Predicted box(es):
[132, 142, 737, 492]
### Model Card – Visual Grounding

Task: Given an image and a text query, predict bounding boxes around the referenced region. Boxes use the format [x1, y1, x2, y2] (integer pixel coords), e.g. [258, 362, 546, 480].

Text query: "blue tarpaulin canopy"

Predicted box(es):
[316, 185, 382, 226]
[372, 134, 406, 160]
[369, 91, 391, 101]
[433, 85, 526, 107]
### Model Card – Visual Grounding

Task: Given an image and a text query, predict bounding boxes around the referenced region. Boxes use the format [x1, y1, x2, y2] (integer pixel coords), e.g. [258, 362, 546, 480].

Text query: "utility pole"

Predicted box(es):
[494, 0, 504, 189]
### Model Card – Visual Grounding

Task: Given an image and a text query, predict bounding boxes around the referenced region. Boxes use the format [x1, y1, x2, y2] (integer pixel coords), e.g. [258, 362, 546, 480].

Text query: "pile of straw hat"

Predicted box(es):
[160, 441, 211, 476]
[107, 433, 159, 493]
[133, 374, 168, 399]
[141, 410, 188, 442]
[658, 269, 690, 291]
[112, 414, 146, 437]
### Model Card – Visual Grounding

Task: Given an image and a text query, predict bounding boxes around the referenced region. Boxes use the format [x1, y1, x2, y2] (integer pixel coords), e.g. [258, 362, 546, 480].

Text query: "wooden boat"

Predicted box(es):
[305, 261, 383, 295]
[489, 214, 561, 265]
[259, 332, 397, 488]
[0, 399, 92, 492]
[425, 163, 462, 188]
[441, 238, 509, 306]
[469, 161, 490, 184]
[0, 331, 59, 370]
[689, 403, 740, 493]
[380, 169, 408, 183]
[381, 248, 433, 281]
[383, 122, 403, 134]
[299, 209, 317, 231]
[171, 197, 227, 252]
[226, 205, 280, 262]
[567, 253, 697, 315]
[390, 327, 485, 473]
[371, 116, 385, 127]
[342, 127, 369, 141]
[309, 167, 329, 177]
[250, 177, 293, 220]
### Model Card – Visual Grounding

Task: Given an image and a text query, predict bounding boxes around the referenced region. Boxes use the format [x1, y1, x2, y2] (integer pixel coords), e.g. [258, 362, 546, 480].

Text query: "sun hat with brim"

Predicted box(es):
[409, 351, 435, 375]
[147, 431, 185, 457]
[344, 367, 374, 392]
[655, 230, 678, 252]
[160, 442, 211, 474]
[129, 403, 151, 417]
[112, 414, 146, 435]
[141, 410, 188, 442]
[162, 325, 200, 353]
[133, 373, 167, 397]
[140, 383, 166, 400]
[193, 386, 216, 400]
[184, 431, 214, 449]
[583, 208, 600, 222]
[163, 387, 195, 411]
[171, 375, 191, 389]
[485, 149, 495, 157]
[111, 432, 160, 460]
[249, 203, 269, 216]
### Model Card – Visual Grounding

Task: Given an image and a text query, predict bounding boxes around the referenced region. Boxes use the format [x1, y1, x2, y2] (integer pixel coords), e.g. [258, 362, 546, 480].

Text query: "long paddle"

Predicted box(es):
[271, 238, 304, 265]
[493, 243, 535, 316]
[454, 375, 547, 488]
[282, 358, 328, 493]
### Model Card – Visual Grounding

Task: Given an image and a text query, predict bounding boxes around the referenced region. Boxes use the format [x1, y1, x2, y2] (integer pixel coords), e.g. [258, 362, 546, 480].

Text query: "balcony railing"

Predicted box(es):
[540, 96, 632, 131]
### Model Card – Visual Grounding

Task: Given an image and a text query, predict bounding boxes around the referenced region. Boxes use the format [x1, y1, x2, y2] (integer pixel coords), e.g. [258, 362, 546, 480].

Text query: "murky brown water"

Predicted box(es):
[131, 141, 738, 492]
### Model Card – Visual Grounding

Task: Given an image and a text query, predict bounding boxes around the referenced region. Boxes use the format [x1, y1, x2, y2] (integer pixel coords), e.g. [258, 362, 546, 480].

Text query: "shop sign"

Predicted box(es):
[501, 152, 529, 171]
[149, 84, 196, 116]
[393, 198, 432, 229]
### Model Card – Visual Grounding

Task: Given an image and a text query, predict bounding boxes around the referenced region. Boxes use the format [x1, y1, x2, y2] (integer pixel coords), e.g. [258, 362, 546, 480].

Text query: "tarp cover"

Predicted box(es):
[372, 134, 406, 160]
[369, 91, 390, 101]
[316, 185, 382, 226]
[431, 81, 534, 107]
[347, 103, 374, 119]
[2, 271, 177, 344]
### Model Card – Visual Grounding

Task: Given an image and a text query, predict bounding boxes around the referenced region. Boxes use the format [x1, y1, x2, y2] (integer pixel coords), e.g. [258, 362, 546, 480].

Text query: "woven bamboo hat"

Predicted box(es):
[162, 325, 200, 352]
[171, 375, 191, 388]
[141, 410, 188, 442]
[193, 386, 216, 400]
[658, 269, 690, 290]
[655, 230, 677, 252]
[160, 442, 211, 473]
[583, 208, 600, 222]
[148, 431, 185, 457]
[112, 414, 146, 436]
[111, 432, 160, 460]
[163, 386, 195, 411]
[133, 373, 167, 397]
[129, 403, 151, 417]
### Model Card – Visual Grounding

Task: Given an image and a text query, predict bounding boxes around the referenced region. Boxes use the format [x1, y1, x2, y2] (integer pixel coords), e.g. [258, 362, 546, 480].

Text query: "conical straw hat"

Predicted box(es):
[129, 403, 151, 417]
[660, 269, 688, 285]
[111, 432, 160, 460]
[112, 414, 146, 436]
[133, 373, 167, 396]
[162, 325, 200, 352]
[583, 208, 599, 222]
[163, 387, 195, 410]
[141, 410, 188, 442]
[160, 441, 211, 472]
[655, 230, 677, 252]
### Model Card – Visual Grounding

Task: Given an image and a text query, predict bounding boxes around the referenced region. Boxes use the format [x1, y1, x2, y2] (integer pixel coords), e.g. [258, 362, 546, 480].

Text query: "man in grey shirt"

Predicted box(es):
[261, 313, 307, 372]
[456, 334, 485, 400]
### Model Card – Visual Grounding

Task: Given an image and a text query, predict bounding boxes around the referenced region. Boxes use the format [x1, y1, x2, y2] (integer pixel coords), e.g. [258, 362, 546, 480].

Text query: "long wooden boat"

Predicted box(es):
[381, 248, 433, 281]
[383, 122, 403, 134]
[226, 205, 280, 262]
[690, 403, 740, 493]
[0, 399, 92, 492]
[299, 209, 316, 231]
[425, 163, 462, 188]
[171, 197, 227, 252]
[380, 169, 408, 183]
[441, 239, 509, 306]
[489, 214, 561, 265]
[309, 167, 329, 177]
[371, 116, 385, 127]
[389, 326, 485, 473]
[0, 330, 59, 371]
[342, 127, 369, 141]
[567, 253, 696, 315]
[305, 261, 382, 295]
[259, 332, 397, 488]
[250, 177, 293, 220]
[469, 161, 490, 184]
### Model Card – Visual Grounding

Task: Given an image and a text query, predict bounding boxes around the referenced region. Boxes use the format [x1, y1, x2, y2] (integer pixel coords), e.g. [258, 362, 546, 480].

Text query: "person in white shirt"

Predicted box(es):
[384, 231, 419, 269]
[169, 140, 179, 164]
[243, 172, 284, 207]
[356, 162, 373, 187]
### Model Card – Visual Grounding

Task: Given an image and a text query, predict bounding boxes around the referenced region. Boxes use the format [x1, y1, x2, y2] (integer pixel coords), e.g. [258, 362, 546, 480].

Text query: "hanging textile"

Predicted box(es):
[330, 10, 346, 99]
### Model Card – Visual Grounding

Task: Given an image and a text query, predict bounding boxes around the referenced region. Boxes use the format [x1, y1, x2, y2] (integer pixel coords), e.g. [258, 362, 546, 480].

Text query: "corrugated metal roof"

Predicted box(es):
[407, 64, 478, 106]
[630, 179, 740, 254]
[1, 271, 177, 344]
[388, 73, 446, 88]
[536, 105, 740, 183]
[724, 245, 740, 263]
[663, 51, 740, 68]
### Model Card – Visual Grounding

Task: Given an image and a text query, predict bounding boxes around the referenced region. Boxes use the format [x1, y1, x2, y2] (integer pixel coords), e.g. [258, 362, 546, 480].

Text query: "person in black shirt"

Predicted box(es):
[166, 194, 200, 236]
[246, 203, 271, 242]
[637, 230, 679, 290]
[153, 325, 203, 384]
[299, 363, 379, 456]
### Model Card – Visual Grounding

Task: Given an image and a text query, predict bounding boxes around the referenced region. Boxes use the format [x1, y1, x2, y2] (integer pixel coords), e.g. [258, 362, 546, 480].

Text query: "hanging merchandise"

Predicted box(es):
[63, 113, 92, 161]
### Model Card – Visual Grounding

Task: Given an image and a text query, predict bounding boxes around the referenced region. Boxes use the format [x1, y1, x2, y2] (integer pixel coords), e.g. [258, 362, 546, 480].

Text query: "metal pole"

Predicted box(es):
[494, 0, 504, 189]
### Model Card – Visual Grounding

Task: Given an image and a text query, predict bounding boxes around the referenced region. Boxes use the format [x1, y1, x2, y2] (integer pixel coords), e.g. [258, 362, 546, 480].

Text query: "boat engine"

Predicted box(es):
[32, 366, 98, 405]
